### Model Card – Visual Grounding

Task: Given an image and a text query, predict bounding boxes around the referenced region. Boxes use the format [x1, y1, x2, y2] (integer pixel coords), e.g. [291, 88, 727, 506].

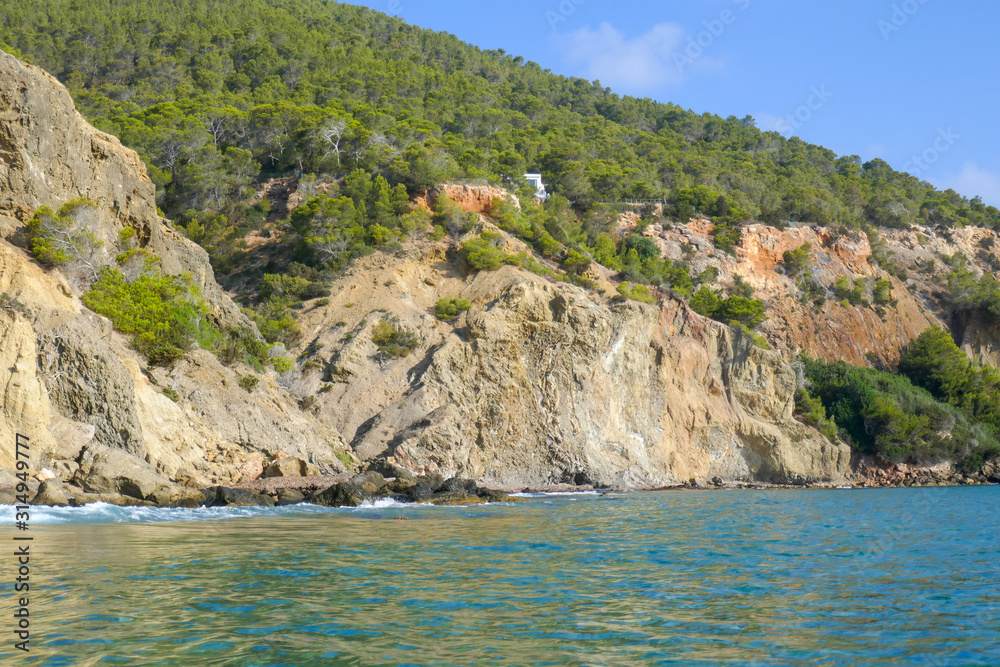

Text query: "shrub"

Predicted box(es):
[833, 276, 866, 306]
[782, 243, 812, 276]
[794, 387, 839, 441]
[436, 297, 472, 320]
[461, 232, 510, 271]
[83, 267, 214, 365]
[899, 327, 1000, 432]
[239, 375, 259, 392]
[616, 282, 657, 304]
[801, 355, 999, 466]
[690, 286, 767, 329]
[872, 278, 895, 307]
[371, 318, 420, 358]
[162, 387, 180, 403]
[25, 199, 103, 280]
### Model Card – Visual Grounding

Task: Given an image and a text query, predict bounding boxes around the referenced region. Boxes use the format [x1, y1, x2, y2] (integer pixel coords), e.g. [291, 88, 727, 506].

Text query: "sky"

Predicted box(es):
[346, 0, 1000, 206]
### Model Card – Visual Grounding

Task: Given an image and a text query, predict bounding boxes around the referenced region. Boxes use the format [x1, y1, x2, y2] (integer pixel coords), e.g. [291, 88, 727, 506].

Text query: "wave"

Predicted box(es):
[0, 494, 523, 525]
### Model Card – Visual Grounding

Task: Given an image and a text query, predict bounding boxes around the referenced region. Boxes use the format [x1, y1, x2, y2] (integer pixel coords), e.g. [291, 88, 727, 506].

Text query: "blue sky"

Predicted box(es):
[346, 0, 1000, 206]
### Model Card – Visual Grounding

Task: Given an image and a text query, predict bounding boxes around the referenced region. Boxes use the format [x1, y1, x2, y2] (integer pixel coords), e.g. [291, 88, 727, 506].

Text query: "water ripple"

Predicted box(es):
[0, 488, 997, 665]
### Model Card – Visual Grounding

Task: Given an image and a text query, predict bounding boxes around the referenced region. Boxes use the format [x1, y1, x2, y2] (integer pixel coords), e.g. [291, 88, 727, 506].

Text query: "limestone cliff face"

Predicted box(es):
[0, 50, 244, 328]
[287, 248, 851, 487]
[644, 219, 1000, 367]
[0, 53, 349, 484]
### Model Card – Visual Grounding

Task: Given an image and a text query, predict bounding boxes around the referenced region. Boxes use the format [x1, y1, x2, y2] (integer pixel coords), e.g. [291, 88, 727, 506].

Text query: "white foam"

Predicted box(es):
[510, 490, 605, 498]
[0, 502, 344, 525]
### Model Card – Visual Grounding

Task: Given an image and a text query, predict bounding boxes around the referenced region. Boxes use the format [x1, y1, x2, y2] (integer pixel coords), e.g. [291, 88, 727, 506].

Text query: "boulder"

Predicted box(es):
[476, 488, 521, 503]
[276, 488, 306, 506]
[351, 471, 387, 491]
[263, 456, 320, 479]
[310, 482, 372, 507]
[387, 477, 417, 493]
[73, 444, 174, 500]
[147, 486, 205, 508]
[427, 491, 486, 506]
[417, 473, 445, 492]
[31, 481, 69, 507]
[440, 477, 478, 494]
[404, 482, 434, 503]
[982, 458, 1000, 483]
[68, 493, 156, 507]
[202, 486, 275, 507]
[366, 460, 416, 483]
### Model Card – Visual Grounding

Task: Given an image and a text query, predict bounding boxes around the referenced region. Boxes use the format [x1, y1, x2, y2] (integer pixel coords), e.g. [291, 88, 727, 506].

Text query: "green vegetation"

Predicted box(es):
[461, 232, 510, 271]
[435, 297, 472, 320]
[782, 244, 812, 276]
[689, 286, 767, 329]
[25, 198, 102, 277]
[4, 0, 998, 289]
[832, 276, 867, 307]
[162, 387, 180, 402]
[371, 318, 420, 358]
[898, 328, 1000, 433]
[83, 267, 215, 365]
[616, 282, 657, 304]
[801, 354, 1000, 466]
[942, 254, 1000, 324]
[238, 375, 259, 393]
[793, 387, 839, 441]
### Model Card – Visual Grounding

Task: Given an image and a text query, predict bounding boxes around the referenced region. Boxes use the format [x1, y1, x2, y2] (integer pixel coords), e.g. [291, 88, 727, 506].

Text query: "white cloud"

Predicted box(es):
[937, 162, 1000, 207]
[553, 22, 720, 93]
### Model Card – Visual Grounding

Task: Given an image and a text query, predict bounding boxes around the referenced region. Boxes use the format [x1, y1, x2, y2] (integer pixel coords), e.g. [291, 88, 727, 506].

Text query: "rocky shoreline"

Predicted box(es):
[4, 463, 997, 510]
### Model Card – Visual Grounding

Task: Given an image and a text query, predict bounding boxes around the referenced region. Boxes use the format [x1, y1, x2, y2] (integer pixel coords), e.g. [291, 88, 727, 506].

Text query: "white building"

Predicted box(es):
[525, 173, 548, 200]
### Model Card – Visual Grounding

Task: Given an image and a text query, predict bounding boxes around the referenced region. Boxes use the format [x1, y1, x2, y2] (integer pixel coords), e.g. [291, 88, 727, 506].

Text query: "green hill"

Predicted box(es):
[3, 0, 997, 235]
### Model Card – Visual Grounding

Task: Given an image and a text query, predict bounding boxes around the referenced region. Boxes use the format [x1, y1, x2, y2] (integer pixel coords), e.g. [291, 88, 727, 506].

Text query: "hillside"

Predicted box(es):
[2, 2, 1000, 497]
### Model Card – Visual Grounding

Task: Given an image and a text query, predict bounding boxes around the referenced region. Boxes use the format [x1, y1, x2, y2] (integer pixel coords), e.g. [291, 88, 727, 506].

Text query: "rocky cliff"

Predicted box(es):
[0, 52, 351, 497]
[279, 240, 850, 487]
[640, 219, 1000, 368]
[21, 50, 992, 498]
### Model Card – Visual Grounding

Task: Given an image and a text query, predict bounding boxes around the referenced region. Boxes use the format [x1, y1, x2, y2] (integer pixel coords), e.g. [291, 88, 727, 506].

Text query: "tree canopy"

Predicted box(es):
[2, 0, 997, 233]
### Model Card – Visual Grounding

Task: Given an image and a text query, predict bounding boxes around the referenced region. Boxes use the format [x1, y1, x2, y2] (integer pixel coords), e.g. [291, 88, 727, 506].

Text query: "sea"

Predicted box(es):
[1, 488, 998, 666]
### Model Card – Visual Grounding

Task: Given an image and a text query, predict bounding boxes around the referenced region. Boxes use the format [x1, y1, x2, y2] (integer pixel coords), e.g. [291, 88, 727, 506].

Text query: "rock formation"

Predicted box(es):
[0, 51, 351, 498]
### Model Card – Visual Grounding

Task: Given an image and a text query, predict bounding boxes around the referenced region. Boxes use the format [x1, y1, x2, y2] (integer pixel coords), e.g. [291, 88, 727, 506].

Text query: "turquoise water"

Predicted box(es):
[1, 488, 999, 666]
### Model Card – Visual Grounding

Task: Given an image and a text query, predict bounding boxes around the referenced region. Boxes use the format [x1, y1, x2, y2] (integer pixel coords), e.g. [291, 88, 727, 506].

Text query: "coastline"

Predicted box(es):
[3, 470, 997, 511]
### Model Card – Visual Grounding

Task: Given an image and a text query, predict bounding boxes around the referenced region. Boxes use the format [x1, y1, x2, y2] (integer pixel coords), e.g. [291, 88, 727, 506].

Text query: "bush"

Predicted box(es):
[872, 278, 895, 307]
[83, 267, 215, 365]
[801, 355, 999, 465]
[898, 327, 1000, 432]
[616, 282, 657, 304]
[162, 387, 180, 403]
[833, 276, 866, 306]
[689, 286, 767, 329]
[782, 243, 812, 276]
[239, 375, 259, 392]
[25, 199, 103, 281]
[461, 232, 510, 271]
[794, 387, 839, 441]
[371, 318, 420, 358]
[436, 297, 472, 320]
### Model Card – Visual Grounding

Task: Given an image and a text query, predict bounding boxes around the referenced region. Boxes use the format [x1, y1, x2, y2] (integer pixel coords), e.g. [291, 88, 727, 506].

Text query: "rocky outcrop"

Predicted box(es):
[0, 50, 245, 328]
[647, 221, 942, 367]
[289, 248, 851, 488]
[0, 52, 353, 495]
[421, 183, 519, 216]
